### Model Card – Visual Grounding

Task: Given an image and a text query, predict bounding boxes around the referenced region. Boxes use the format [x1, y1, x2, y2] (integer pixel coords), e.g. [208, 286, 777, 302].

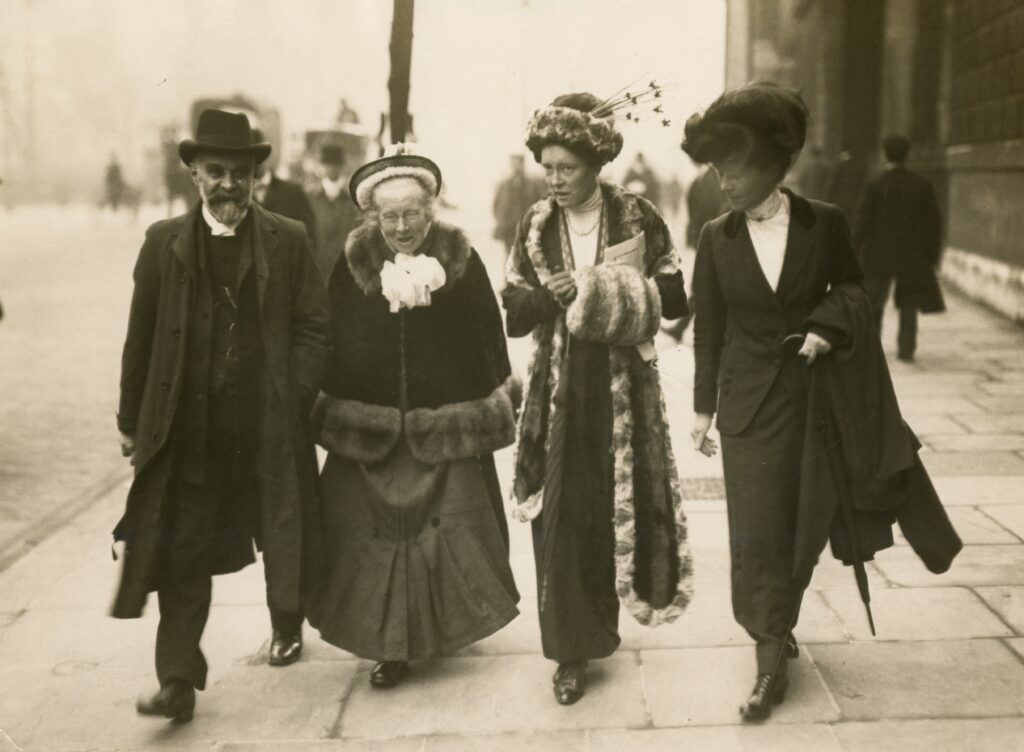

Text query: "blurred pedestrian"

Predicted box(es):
[492, 154, 544, 258]
[305, 146, 520, 689]
[503, 92, 693, 706]
[664, 172, 684, 221]
[622, 151, 662, 210]
[853, 135, 945, 362]
[683, 83, 864, 722]
[308, 144, 363, 278]
[112, 109, 329, 722]
[104, 153, 127, 212]
[795, 145, 832, 201]
[251, 129, 318, 239]
[686, 165, 728, 250]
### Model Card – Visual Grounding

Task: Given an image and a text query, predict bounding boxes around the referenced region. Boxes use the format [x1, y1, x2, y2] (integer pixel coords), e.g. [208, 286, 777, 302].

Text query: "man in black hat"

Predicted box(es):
[308, 143, 362, 277]
[112, 108, 329, 721]
[251, 128, 318, 240]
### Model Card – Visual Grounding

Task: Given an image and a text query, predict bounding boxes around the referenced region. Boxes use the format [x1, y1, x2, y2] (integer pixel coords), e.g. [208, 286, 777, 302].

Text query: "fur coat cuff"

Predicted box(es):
[312, 393, 401, 464]
[405, 376, 522, 464]
[313, 376, 522, 465]
[566, 265, 662, 346]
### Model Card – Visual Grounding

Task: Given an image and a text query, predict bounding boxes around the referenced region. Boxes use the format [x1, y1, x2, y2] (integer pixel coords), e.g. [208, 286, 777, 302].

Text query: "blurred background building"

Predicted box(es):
[726, 0, 1024, 322]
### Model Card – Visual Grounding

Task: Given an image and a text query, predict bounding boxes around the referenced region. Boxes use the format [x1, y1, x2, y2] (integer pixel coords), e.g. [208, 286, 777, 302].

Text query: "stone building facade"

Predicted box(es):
[725, 0, 1024, 321]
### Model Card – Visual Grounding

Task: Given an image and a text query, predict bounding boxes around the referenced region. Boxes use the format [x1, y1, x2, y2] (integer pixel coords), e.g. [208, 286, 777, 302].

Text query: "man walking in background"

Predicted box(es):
[308, 143, 362, 278]
[252, 129, 318, 240]
[854, 135, 945, 362]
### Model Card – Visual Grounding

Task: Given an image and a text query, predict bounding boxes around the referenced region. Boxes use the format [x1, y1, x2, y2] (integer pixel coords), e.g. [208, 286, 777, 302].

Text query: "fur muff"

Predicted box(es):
[566, 265, 662, 346]
[344, 220, 472, 296]
[405, 376, 522, 464]
[313, 394, 401, 464]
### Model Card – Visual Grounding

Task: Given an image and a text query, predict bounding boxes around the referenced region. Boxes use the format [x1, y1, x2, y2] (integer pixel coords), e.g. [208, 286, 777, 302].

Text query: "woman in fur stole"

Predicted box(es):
[305, 146, 520, 689]
[502, 92, 694, 705]
[683, 84, 865, 722]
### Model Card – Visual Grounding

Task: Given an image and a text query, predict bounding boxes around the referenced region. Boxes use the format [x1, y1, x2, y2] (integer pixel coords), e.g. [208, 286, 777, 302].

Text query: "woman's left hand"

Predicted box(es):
[798, 332, 832, 365]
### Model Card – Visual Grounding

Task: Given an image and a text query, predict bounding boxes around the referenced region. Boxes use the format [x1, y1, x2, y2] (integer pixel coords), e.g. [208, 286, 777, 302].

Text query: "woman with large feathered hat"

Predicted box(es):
[502, 92, 693, 705]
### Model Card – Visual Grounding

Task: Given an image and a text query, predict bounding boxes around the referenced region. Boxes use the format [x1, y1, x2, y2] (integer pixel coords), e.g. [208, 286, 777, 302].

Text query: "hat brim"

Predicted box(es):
[349, 154, 442, 210]
[179, 140, 272, 166]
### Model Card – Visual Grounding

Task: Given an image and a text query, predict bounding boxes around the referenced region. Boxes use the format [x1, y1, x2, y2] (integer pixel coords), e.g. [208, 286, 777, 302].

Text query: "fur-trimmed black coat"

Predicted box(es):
[313, 221, 517, 465]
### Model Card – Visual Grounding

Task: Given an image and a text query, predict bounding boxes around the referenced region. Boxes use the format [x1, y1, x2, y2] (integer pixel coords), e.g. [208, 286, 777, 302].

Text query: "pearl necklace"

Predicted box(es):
[565, 187, 603, 236]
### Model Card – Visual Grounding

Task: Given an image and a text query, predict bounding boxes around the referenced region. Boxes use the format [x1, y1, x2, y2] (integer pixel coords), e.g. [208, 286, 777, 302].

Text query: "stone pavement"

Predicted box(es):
[3, 212, 1024, 749]
[0, 205, 150, 570]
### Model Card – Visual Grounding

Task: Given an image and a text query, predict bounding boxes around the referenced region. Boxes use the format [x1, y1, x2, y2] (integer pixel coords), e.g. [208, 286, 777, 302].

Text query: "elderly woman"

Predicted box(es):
[503, 93, 693, 705]
[683, 84, 865, 721]
[305, 147, 520, 689]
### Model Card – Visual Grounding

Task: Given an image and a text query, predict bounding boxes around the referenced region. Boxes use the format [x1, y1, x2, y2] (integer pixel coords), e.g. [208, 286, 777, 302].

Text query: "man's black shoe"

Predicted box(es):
[136, 680, 195, 723]
[268, 629, 303, 666]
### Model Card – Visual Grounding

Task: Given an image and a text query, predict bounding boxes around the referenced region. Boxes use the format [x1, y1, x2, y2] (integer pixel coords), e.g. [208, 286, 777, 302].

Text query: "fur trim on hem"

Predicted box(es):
[609, 348, 694, 627]
[345, 220, 472, 296]
[405, 376, 522, 464]
[313, 394, 401, 464]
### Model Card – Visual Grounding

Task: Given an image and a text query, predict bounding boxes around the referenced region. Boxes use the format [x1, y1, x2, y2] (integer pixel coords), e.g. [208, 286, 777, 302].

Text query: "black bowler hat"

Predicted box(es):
[179, 109, 272, 166]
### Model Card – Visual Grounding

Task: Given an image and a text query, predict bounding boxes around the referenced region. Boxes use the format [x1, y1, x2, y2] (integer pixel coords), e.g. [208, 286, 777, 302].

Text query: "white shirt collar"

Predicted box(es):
[745, 189, 787, 222]
[201, 203, 246, 236]
[321, 175, 346, 201]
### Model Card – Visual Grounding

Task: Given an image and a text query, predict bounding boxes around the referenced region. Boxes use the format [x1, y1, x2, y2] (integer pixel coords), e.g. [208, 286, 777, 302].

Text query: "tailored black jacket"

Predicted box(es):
[692, 189, 864, 435]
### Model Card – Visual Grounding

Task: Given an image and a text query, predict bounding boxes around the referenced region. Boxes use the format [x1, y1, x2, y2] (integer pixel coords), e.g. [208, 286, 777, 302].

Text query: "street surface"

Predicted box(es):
[2, 205, 1024, 751]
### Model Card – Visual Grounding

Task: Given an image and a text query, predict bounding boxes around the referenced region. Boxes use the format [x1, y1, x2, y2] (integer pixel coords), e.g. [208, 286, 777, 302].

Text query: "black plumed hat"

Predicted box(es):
[681, 82, 808, 168]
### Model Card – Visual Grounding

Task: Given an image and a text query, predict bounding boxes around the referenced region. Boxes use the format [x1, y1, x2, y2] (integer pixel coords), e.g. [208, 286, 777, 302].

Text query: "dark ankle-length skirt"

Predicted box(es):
[306, 441, 520, 661]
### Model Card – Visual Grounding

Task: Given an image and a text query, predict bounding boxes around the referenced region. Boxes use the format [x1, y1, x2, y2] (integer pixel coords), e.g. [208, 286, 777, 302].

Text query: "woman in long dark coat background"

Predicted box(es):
[684, 84, 865, 721]
[503, 92, 693, 706]
[305, 148, 520, 690]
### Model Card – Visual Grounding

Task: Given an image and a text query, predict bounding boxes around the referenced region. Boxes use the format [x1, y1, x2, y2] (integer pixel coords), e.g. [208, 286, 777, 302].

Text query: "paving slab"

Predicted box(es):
[873, 544, 1024, 587]
[590, 724, 842, 752]
[894, 505, 1020, 545]
[923, 432, 1024, 451]
[896, 396, 984, 416]
[980, 382, 1024, 396]
[910, 415, 970, 436]
[220, 741, 424, 752]
[820, 587, 1012, 641]
[974, 586, 1024, 633]
[950, 412, 1024, 433]
[640, 646, 839, 726]
[337, 653, 647, 739]
[920, 451, 1024, 476]
[971, 395, 1024, 413]
[981, 504, 1024, 540]
[2, 653, 354, 752]
[810, 639, 1024, 720]
[931, 475, 1024, 505]
[426, 730, 588, 752]
[832, 718, 1024, 752]
[1009, 638, 1024, 662]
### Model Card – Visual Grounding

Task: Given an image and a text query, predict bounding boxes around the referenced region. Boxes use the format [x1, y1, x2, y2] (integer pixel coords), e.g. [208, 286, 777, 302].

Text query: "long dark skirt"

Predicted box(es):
[306, 441, 520, 661]
[533, 337, 620, 663]
[721, 368, 809, 674]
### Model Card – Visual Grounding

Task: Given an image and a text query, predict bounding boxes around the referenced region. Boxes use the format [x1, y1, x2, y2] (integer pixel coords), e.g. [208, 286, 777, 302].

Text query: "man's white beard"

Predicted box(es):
[201, 185, 252, 227]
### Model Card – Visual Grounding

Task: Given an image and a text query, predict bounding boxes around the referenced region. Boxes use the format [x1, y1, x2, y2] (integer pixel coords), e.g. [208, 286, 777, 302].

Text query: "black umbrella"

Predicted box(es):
[811, 360, 877, 636]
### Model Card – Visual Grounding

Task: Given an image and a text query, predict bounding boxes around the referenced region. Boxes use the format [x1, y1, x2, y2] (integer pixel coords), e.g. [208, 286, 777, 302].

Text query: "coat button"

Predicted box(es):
[371, 527, 380, 538]
[431, 517, 441, 528]
[171, 328, 181, 338]
[160, 381, 170, 390]
[196, 392, 205, 401]
[151, 432, 158, 441]
[179, 274, 188, 285]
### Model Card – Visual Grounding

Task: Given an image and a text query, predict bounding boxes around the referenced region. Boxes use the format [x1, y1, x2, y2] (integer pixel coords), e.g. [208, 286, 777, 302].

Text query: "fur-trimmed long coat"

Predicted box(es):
[502, 181, 694, 627]
[313, 220, 517, 464]
[112, 203, 330, 618]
